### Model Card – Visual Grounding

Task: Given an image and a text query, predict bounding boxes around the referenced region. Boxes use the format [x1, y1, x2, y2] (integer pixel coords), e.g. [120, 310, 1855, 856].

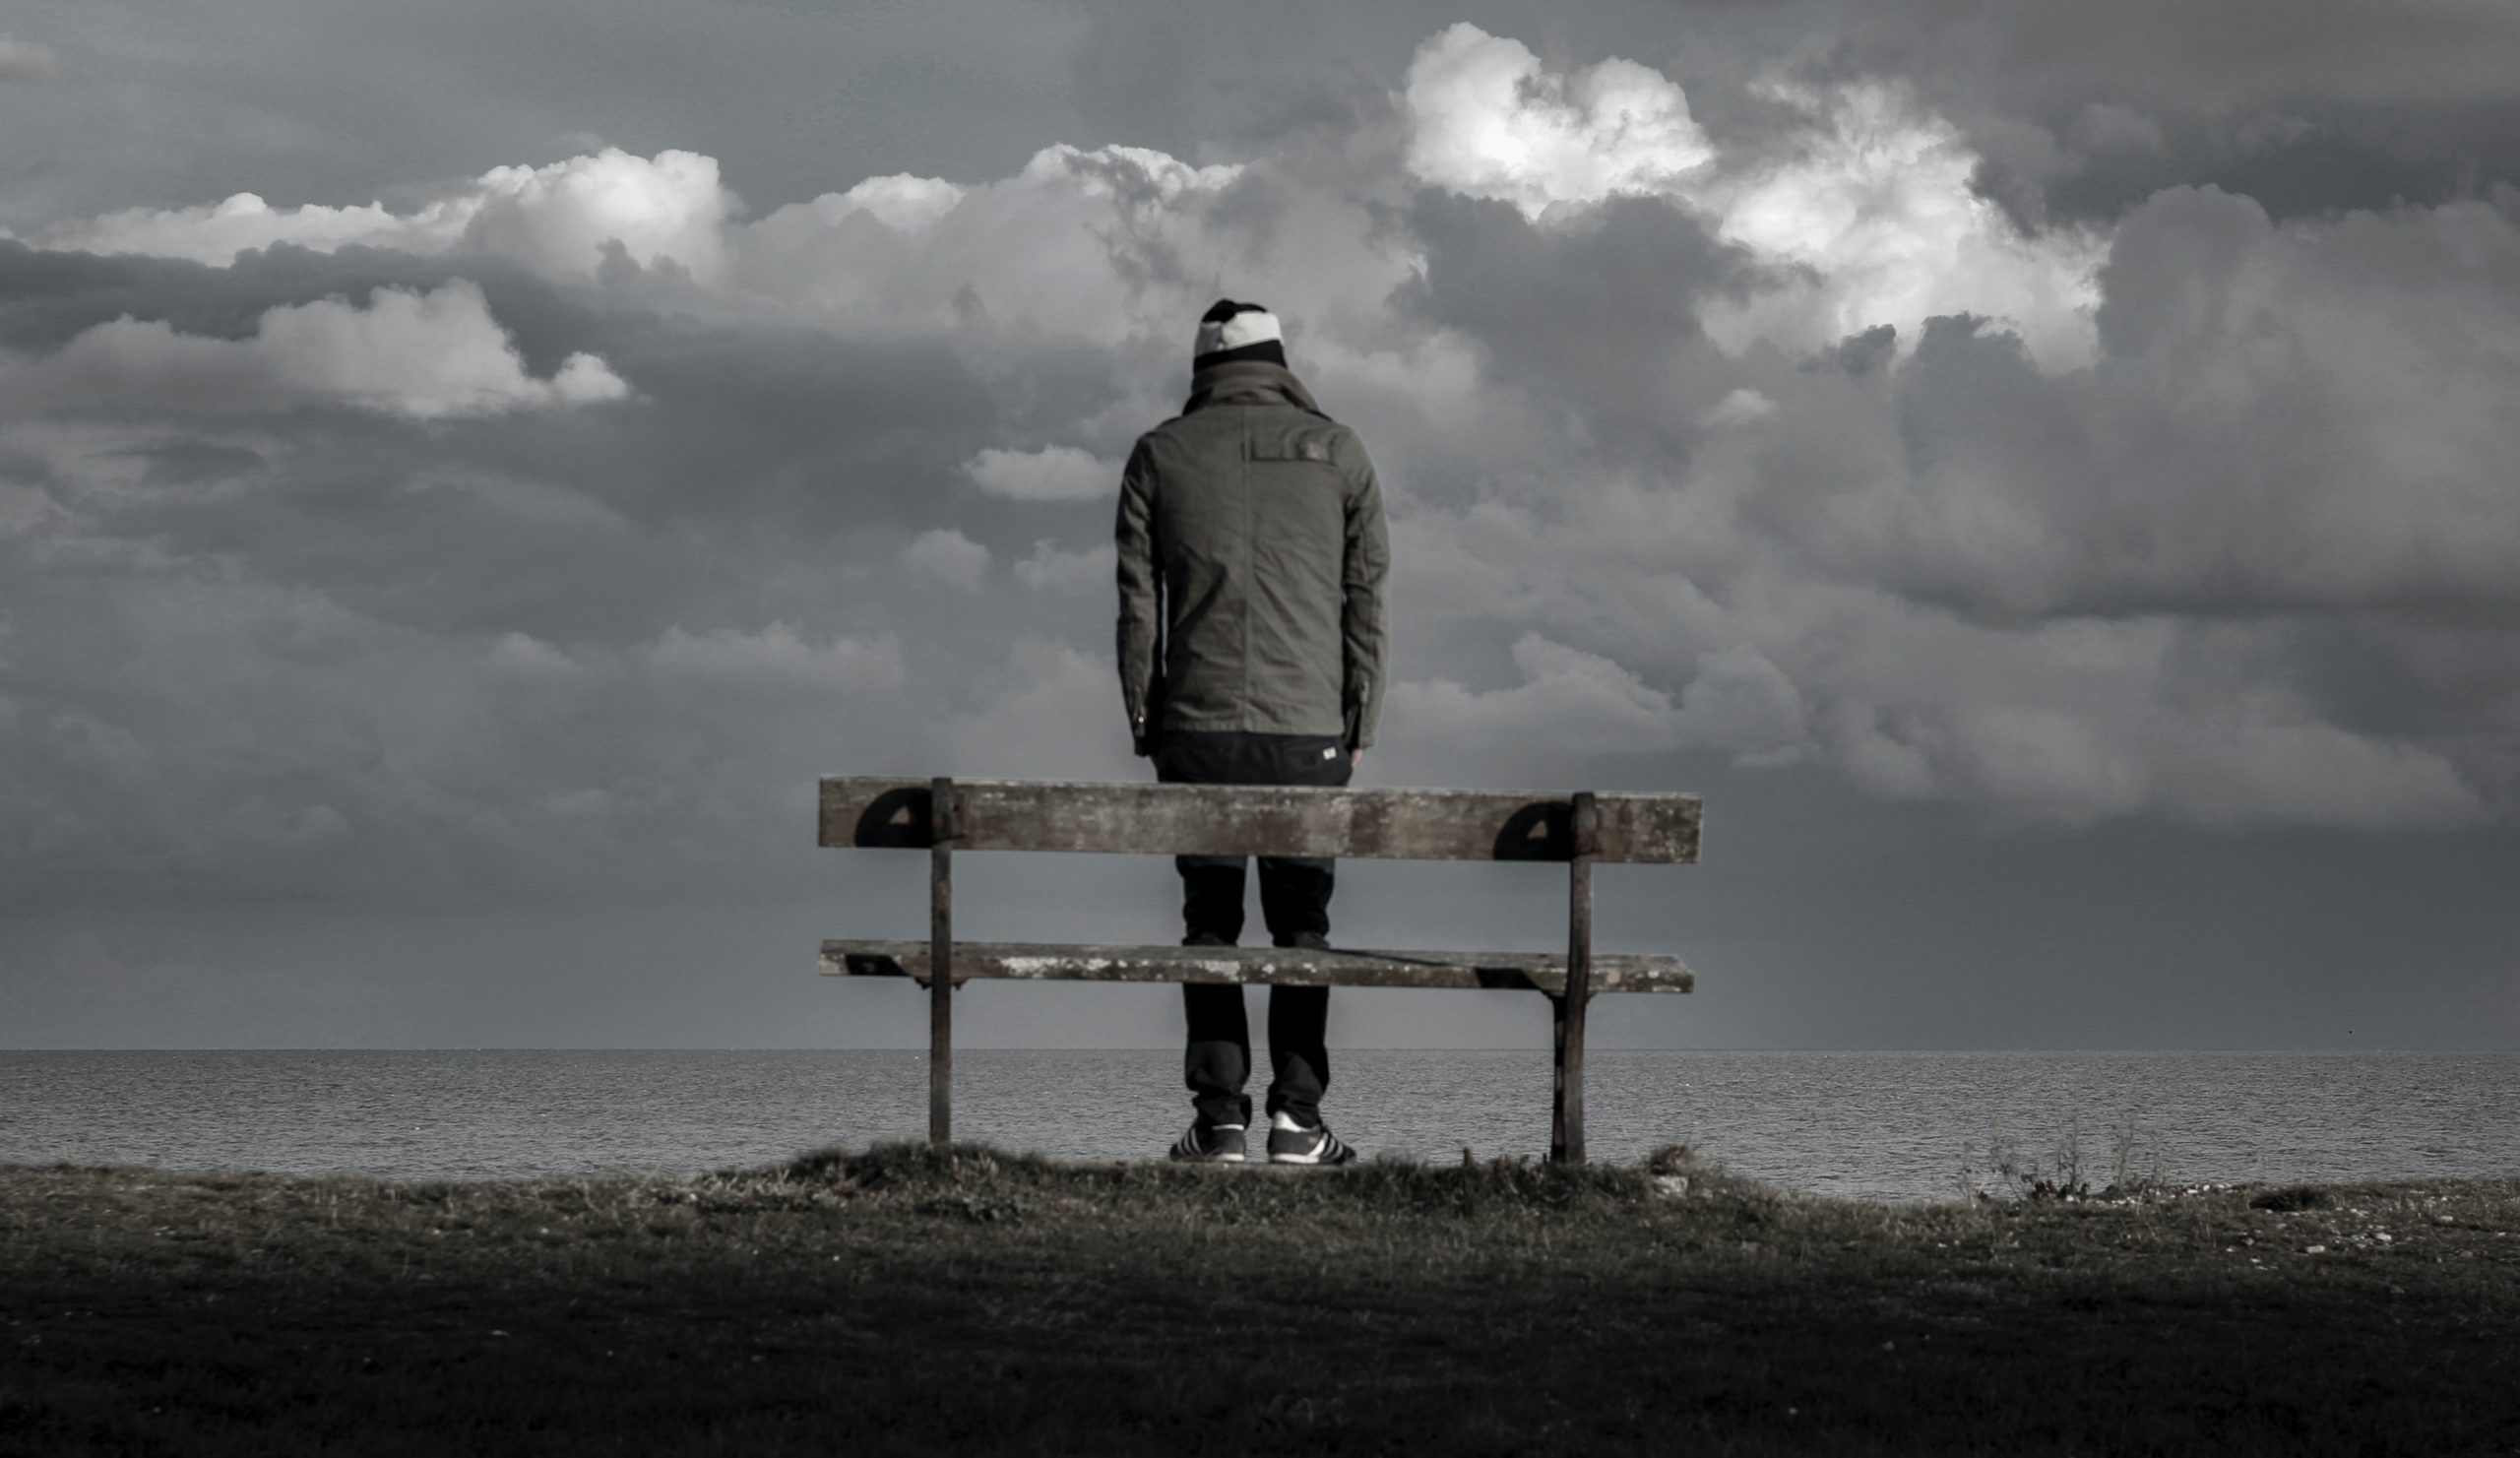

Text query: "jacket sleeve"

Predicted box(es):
[1114, 437, 1164, 754]
[1340, 435, 1391, 752]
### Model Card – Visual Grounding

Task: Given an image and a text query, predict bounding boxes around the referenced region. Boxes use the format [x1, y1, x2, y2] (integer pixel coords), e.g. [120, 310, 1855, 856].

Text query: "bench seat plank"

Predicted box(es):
[819, 779, 1700, 863]
[820, 940, 1693, 996]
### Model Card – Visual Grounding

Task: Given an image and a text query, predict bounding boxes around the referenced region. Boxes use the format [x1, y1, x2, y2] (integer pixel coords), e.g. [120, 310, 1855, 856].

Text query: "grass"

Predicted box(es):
[2, 1145, 2516, 1455]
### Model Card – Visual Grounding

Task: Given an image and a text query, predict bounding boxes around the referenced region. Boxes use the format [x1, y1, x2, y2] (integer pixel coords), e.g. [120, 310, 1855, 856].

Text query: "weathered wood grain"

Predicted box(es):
[819, 940, 1693, 996]
[1554, 791, 1599, 1165]
[928, 777, 955, 1146]
[818, 779, 1701, 863]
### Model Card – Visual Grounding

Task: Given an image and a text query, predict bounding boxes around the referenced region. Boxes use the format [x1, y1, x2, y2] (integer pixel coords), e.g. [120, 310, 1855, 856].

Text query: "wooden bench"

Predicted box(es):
[817, 777, 1701, 1163]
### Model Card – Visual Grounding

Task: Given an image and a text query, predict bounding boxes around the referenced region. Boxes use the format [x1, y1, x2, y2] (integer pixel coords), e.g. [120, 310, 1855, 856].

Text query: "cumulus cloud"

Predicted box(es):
[902, 528, 990, 591]
[1401, 23, 1713, 220]
[728, 142, 1250, 338]
[1391, 634, 1691, 758]
[0, 33, 63, 84]
[1694, 81, 2106, 366]
[4, 14, 2514, 898]
[1397, 28, 2101, 368]
[1389, 634, 1811, 771]
[749, 173, 968, 240]
[2, 280, 627, 419]
[961, 445, 1115, 502]
[1784, 190, 2520, 622]
[23, 149, 735, 281]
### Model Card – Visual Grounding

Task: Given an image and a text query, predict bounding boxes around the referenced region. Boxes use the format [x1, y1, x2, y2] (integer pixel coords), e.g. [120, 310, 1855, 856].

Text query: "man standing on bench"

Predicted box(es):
[1115, 298, 1391, 1167]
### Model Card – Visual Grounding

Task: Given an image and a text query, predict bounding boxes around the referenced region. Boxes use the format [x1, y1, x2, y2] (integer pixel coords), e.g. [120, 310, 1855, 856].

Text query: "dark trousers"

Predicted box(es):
[1153, 729, 1351, 1127]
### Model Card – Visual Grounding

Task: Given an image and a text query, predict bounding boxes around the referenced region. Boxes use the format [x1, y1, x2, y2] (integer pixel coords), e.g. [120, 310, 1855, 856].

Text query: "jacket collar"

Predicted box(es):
[1182, 360, 1326, 416]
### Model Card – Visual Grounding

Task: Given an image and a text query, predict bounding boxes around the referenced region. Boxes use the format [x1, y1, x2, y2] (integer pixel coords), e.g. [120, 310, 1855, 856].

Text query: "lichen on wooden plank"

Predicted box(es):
[818, 939, 1694, 995]
[817, 780, 1700, 863]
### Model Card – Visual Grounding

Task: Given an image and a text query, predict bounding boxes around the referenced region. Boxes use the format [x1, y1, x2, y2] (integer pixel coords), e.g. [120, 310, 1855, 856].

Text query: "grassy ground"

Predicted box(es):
[2, 1146, 2515, 1456]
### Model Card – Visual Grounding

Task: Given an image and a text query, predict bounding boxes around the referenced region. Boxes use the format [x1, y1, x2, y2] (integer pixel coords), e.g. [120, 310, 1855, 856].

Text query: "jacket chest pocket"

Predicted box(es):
[1248, 430, 1337, 467]
[1243, 434, 1347, 568]
[1246, 430, 1346, 511]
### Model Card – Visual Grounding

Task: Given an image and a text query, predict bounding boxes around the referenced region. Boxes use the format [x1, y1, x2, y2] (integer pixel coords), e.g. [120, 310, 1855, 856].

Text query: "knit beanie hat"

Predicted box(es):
[1193, 298, 1286, 370]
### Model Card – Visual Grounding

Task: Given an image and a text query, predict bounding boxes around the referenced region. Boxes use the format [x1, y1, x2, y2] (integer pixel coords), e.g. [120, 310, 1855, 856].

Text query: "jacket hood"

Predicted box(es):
[1182, 359, 1326, 417]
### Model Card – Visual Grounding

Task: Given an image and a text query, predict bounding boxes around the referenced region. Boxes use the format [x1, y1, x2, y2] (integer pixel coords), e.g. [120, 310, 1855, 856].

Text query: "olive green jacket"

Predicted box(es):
[1115, 360, 1390, 751]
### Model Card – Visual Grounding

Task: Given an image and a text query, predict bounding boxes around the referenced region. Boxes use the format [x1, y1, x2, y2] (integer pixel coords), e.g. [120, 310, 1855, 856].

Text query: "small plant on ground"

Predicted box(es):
[1964, 1109, 2172, 1203]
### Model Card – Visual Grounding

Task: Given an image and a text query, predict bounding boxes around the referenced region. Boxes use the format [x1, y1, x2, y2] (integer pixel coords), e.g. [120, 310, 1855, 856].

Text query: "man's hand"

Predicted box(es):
[1350, 748, 1363, 768]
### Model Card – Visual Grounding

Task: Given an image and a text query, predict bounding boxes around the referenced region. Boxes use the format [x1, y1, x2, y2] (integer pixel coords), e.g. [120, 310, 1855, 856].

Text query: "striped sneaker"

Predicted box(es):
[1168, 1120, 1247, 1163]
[1266, 1110, 1355, 1166]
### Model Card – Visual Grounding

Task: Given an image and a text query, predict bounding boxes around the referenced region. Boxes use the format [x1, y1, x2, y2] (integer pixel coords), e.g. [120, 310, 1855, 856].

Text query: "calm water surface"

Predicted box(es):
[2, 1049, 2512, 1202]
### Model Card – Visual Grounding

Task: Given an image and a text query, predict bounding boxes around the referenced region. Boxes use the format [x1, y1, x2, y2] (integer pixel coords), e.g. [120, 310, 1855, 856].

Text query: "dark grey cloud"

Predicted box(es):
[1397, 191, 1757, 460]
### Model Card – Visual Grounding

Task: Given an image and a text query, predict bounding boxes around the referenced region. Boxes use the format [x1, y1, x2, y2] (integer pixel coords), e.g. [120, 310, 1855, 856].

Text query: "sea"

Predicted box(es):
[2, 1049, 2513, 1203]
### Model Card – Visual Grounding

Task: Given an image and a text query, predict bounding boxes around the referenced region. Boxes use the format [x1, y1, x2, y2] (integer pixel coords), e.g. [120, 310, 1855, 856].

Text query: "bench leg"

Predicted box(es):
[930, 777, 955, 1148]
[1549, 992, 1585, 1165]
[1550, 990, 1591, 1164]
[1550, 792, 1598, 1165]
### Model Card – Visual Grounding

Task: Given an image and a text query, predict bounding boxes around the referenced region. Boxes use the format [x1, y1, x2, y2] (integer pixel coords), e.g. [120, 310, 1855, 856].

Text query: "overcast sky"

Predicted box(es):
[3, 1, 2516, 1051]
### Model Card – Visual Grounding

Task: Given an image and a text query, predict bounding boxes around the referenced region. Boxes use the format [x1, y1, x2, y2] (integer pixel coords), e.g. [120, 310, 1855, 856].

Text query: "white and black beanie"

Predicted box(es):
[1193, 298, 1286, 370]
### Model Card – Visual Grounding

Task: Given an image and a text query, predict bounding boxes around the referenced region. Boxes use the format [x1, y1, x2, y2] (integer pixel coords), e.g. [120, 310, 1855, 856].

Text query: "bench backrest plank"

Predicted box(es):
[818, 778, 1700, 863]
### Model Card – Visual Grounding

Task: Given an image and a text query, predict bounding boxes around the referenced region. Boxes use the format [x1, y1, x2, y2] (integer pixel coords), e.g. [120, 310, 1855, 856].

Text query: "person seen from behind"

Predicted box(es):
[1114, 298, 1390, 1166]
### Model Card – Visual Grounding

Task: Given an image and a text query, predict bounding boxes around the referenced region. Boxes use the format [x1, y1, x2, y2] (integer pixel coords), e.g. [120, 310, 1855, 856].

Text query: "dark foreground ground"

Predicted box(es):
[1, 1147, 2515, 1457]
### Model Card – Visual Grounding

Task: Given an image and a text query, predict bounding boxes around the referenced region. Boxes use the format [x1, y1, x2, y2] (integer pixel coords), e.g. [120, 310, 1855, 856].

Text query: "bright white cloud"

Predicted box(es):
[820, 174, 969, 232]
[902, 528, 990, 592]
[23, 51, 2093, 371]
[1697, 81, 2105, 366]
[467, 149, 734, 282]
[961, 445, 1114, 502]
[18, 135, 1333, 358]
[5, 280, 627, 419]
[1402, 24, 1713, 220]
[1397, 31, 2101, 368]
[25, 149, 735, 280]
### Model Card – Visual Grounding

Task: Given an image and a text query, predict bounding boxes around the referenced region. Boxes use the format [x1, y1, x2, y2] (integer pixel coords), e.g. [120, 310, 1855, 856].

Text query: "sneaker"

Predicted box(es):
[1168, 1120, 1247, 1163]
[1266, 1110, 1354, 1166]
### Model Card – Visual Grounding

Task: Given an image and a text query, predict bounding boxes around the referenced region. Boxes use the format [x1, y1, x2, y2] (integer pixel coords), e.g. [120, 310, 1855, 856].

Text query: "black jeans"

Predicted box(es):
[1153, 729, 1351, 1127]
